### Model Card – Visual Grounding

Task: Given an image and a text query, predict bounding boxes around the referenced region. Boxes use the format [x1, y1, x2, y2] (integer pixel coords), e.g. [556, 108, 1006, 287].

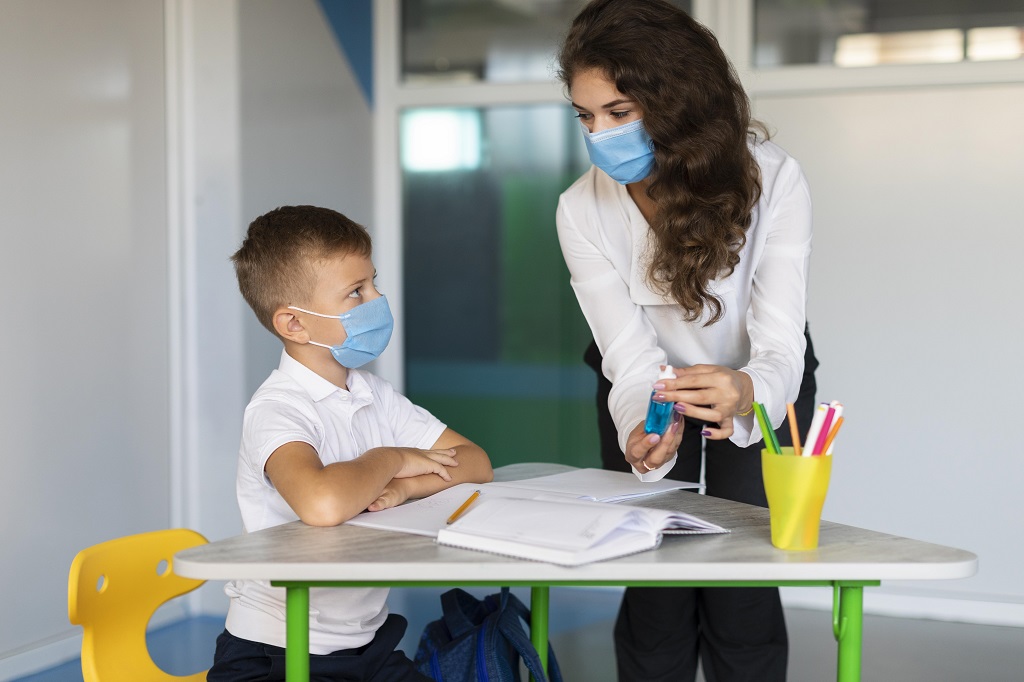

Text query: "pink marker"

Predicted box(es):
[811, 406, 836, 455]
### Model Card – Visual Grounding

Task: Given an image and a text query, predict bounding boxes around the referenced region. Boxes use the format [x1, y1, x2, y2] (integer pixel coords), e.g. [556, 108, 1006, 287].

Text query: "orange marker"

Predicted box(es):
[822, 417, 844, 455]
[786, 403, 802, 456]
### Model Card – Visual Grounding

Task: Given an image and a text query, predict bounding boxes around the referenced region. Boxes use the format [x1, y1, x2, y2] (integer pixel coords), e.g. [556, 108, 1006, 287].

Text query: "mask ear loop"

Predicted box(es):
[286, 306, 341, 351]
[287, 305, 337, 319]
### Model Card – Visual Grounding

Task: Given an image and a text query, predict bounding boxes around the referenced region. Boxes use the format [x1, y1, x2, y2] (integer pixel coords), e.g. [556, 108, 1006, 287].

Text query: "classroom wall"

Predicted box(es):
[237, 0, 374, 400]
[754, 82, 1024, 621]
[0, 0, 170, 676]
[0, 0, 370, 675]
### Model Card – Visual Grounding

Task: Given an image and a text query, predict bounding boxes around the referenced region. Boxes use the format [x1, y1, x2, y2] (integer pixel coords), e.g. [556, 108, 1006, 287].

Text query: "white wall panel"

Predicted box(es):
[755, 83, 1024, 611]
[0, 0, 169, 664]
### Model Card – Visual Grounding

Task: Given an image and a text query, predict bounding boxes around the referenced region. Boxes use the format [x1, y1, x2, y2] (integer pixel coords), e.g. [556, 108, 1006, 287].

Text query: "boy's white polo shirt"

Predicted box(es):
[225, 350, 446, 654]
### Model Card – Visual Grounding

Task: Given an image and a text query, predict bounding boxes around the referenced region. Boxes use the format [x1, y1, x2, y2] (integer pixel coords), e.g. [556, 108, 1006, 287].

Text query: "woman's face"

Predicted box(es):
[570, 68, 643, 134]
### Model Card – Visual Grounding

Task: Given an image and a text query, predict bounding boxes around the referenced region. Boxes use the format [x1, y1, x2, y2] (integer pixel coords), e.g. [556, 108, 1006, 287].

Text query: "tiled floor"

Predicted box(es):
[18, 588, 1024, 681]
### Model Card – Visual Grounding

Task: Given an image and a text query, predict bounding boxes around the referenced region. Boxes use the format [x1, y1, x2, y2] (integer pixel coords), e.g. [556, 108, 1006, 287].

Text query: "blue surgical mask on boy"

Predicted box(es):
[288, 295, 394, 368]
[580, 118, 656, 184]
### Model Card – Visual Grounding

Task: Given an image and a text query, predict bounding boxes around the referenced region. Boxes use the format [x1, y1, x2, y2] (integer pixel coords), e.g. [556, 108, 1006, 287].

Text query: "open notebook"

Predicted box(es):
[346, 468, 702, 538]
[436, 497, 728, 566]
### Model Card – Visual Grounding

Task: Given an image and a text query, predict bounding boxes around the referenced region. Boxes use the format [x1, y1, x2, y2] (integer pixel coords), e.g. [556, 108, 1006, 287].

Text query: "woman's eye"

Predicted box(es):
[611, 110, 630, 118]
[348, 288, 362, 299]
[573, 111, 592, 121]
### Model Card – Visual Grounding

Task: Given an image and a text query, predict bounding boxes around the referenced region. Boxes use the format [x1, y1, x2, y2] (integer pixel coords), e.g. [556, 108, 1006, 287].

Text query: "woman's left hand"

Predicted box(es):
[655, 364, 754, 440]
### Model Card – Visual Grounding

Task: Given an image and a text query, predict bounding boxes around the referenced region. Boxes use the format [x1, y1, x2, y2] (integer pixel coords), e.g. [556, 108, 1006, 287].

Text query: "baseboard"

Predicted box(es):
[780, 587, 1024, 628]
[0, 633, 81, 682]
[0, 601, 189, 681]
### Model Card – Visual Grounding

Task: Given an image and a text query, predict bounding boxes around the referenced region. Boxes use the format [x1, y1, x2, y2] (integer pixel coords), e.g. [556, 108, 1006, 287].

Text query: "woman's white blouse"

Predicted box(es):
[556, 139, 812, 480]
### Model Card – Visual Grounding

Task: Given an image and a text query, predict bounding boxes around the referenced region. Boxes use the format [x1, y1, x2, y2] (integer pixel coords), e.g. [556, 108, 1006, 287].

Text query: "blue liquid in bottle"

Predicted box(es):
[643, 365, 676, 434]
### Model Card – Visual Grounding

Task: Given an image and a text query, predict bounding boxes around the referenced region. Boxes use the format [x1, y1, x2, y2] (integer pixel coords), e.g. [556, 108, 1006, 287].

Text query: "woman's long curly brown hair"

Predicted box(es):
[559, 0, 764, 325]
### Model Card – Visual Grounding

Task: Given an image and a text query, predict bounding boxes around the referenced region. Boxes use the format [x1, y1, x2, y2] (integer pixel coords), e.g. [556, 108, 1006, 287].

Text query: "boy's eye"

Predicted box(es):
[348, 287, 362, 299]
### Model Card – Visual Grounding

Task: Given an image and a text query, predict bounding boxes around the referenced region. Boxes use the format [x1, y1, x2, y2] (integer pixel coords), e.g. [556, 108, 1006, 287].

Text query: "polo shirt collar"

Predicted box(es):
[277, 350, 374, 406]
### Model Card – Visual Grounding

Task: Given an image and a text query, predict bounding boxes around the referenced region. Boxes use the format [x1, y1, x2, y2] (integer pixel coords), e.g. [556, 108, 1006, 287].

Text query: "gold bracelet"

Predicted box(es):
[736, 404, 754, 417]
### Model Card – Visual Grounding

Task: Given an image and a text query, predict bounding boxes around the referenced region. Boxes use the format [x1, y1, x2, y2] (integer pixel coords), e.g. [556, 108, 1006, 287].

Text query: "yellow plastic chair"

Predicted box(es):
[68, 528, 209, 681]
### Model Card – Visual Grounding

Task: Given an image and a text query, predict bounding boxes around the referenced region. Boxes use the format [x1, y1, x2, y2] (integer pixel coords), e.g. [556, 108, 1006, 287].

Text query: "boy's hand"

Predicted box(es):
[366, 479, 411, 511]
[394, 447, 458, 481]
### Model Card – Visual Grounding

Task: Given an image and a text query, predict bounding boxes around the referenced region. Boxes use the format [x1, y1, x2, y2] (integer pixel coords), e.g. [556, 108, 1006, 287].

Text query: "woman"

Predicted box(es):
[555, 1, 819, 680]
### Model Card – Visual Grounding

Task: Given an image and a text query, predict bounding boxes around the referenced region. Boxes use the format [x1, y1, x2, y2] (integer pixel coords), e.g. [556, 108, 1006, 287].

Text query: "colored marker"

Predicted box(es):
[753, 402, 780, 454]
[802, 402, 829, 457]
[812, 405, 836, 455]
[822, 402, 844, 454]
[823, 416, 845, 455]
[786, 403, 802, 457]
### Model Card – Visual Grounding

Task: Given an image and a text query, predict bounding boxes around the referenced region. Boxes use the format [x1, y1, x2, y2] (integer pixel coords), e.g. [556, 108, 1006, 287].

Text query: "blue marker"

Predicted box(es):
[644, 365, 676, 435]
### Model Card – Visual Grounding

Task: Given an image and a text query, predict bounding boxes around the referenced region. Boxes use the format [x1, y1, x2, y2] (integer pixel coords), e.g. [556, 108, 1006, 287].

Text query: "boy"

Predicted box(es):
[209, 205, 493, 681]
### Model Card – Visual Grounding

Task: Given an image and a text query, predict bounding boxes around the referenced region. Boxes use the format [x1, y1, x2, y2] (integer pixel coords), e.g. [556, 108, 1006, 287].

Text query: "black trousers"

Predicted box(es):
[207, 614, 430, 682]
[584, 327, 819, 682]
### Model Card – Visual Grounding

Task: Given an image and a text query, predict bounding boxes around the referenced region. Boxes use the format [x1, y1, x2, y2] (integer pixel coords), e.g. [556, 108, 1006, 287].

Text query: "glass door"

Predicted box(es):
[378, 0, 692, 468]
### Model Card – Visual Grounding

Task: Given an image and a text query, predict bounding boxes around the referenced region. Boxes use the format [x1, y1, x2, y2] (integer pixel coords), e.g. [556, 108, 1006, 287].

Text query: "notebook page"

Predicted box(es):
[491, 467, 701, 502]
[446, 498, 657, 551]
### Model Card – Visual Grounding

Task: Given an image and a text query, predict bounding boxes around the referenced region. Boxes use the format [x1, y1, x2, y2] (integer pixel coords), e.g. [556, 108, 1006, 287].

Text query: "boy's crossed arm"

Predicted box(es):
[265, 428, 492, 527]
[367, 428, 492, 512]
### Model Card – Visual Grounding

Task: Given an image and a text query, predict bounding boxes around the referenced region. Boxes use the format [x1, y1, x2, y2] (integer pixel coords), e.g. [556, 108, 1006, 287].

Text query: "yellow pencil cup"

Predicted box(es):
[761, 447, 832, 551]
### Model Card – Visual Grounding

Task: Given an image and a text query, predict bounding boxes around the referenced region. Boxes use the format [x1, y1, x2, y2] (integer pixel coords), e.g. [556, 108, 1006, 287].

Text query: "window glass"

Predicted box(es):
[401, 104, 598, 467]
[754, 0, 1024, 68]
[401, 0, 692, 83]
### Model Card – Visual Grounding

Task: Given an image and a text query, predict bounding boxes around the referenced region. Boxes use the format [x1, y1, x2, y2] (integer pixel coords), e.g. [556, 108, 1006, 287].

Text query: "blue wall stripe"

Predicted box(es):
[317, 0, 373, 107]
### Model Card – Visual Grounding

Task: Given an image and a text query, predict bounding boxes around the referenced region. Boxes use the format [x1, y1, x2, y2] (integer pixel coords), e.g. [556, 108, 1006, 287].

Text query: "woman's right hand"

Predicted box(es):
[625, 418, 682, 473]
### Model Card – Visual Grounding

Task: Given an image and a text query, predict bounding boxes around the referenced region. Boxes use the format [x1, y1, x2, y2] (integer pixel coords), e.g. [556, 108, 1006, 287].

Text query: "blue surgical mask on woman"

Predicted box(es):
[580, 119, 656, 184]
[288, 295, 394, 368]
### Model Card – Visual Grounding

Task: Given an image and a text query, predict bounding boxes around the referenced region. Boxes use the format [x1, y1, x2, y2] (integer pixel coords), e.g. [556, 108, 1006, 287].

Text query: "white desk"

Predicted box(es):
[176, 464, 976, 681]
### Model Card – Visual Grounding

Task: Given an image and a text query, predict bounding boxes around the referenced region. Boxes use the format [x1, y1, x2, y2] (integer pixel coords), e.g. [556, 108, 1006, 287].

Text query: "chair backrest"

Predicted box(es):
[68, 528, 209, 682]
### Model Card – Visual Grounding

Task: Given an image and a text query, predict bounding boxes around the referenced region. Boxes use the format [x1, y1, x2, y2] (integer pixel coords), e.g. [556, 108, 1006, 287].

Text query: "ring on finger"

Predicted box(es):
[642, 460, 655, 471]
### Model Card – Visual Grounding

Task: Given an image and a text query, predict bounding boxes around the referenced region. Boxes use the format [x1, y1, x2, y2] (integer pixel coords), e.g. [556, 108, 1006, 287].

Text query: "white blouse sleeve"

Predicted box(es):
[738, 154, 813, 445]
[556, 194, 677, 482]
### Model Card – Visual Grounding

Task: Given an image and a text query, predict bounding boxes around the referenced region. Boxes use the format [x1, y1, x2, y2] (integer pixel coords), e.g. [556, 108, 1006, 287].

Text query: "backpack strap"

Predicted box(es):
[491, 588, 564, 682]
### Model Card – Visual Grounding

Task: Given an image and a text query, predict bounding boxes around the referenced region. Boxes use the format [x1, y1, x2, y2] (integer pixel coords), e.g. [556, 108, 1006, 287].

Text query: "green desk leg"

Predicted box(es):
[530, 586, 550, 681]
[833, 583, 864, 682]
[286, 585, 311, 682]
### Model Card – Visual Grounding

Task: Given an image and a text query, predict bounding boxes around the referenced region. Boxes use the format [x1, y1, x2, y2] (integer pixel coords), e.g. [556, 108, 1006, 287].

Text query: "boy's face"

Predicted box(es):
[301, 252, 380, 347]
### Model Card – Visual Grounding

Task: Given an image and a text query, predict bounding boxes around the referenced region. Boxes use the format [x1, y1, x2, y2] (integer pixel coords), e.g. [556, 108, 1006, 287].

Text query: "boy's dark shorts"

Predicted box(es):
[207, 613, 431, 682]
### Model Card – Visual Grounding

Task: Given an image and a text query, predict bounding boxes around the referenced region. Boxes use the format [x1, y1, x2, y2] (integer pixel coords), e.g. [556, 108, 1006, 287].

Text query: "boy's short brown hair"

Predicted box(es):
[232, 205, 372, 335]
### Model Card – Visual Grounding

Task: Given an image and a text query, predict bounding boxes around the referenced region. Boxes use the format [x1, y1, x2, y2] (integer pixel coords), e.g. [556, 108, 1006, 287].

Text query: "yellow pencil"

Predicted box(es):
[786, 403, 802, 456]
[446, 490, 481, 524]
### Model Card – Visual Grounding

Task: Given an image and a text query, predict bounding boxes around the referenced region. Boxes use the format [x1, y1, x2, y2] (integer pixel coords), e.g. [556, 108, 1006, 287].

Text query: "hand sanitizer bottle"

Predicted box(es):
[644, 365, 676, 435]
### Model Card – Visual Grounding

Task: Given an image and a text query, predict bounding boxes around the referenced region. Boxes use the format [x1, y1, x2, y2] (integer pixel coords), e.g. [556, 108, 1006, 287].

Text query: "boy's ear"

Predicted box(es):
[273, 308, 308, 343]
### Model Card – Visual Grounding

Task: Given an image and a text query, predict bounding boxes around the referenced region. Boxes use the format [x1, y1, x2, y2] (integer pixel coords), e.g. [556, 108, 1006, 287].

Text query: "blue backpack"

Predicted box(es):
[414, 588, 563, 682]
